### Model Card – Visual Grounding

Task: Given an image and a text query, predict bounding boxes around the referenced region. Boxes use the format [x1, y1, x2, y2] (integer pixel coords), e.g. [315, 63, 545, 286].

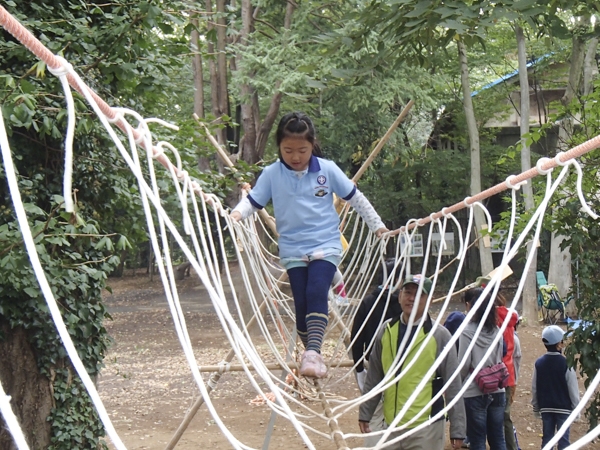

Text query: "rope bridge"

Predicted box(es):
[1, 5, 600, 450]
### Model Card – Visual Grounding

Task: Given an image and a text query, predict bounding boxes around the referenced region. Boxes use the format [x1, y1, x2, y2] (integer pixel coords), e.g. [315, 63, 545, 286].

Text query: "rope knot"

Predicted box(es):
[505, 175, 527, 190]
[536, 157, 553, 175]
[106, 111, 124, 124]
[177, 170, 189, 181]
[134, 126, 148, 145]
[47, 55, 73, 77]
[554, 151, 568, 166]
[217, 361, 230, 374]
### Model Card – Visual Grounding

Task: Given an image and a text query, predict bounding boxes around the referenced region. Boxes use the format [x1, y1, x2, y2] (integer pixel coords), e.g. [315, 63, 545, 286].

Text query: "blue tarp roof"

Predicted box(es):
[471, 55, 551, 96]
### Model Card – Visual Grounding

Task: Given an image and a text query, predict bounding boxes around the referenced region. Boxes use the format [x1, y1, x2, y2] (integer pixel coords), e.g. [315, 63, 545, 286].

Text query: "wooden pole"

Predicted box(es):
[194, 114, 279, 236]
[164, 298, 269, 450]
[351, 99, 414, 184]
[197, 359, 355, 373]
[431, 264, 513, 303]
[262, 329, 297, 450]
[334, 100, 414, 210]
[164, 272, 289, 450]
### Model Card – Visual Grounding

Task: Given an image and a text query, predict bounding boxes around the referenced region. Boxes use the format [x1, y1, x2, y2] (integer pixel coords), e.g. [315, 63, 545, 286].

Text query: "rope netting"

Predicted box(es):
[1, 5, 600, 450]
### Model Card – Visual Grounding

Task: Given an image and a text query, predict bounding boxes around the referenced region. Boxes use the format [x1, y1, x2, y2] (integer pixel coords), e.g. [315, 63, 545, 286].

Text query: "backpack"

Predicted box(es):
[474, 362, 509, 394]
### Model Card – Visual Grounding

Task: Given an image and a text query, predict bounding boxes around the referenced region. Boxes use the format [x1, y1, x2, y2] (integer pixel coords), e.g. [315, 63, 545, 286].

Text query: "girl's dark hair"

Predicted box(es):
[275, 112, 323, 157]
[465, 287, 497, 331]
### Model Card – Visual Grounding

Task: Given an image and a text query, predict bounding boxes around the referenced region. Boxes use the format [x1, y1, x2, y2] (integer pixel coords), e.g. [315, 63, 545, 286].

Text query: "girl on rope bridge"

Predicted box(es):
[230, 112, 387, 378]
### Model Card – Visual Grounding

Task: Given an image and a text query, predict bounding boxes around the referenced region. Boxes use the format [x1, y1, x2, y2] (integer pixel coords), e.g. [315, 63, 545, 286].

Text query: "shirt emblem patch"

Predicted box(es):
[317, 175, 326, 185]
[315, 189, 328, 197]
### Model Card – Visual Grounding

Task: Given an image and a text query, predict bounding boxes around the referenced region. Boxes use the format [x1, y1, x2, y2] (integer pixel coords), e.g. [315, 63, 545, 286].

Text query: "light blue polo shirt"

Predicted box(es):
[247, 155, 356, 259]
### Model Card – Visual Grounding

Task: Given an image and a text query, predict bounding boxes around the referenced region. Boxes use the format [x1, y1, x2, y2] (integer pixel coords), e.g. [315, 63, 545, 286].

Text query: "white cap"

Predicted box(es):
[542, 325, 565, 345]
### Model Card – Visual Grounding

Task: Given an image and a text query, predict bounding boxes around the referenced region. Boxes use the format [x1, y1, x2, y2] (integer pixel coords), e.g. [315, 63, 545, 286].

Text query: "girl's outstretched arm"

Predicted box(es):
[347, 190, 387, 237]
[231, 197, 258, 221]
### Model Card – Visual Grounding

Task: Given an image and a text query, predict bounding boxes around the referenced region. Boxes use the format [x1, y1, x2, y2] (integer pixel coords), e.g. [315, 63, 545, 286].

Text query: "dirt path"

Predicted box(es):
[98, 275, 596, 450]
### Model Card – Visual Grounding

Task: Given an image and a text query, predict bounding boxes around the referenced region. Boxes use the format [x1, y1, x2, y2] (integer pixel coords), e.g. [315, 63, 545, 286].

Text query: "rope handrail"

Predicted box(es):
[0, 5, 218, 210]
[389, 139, 600, 236]
[3, 4, 600, 450]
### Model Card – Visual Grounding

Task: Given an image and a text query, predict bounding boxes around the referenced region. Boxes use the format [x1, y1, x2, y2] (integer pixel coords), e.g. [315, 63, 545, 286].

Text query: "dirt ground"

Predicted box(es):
[98, 272, 597, 450]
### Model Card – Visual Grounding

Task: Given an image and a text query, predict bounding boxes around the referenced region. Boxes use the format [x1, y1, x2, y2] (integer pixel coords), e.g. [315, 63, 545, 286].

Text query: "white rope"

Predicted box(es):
[374, 163, 563, 447]
[0, 78, 127, 450]
[551, 367, 600, 449]
[0, 381, 30, 450]
[4, 38, 600, 450]
[46, 55, 76, 213]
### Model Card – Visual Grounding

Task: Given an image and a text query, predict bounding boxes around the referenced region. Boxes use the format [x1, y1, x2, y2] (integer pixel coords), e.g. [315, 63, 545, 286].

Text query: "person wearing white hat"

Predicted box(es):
[531, 325, 580, 450]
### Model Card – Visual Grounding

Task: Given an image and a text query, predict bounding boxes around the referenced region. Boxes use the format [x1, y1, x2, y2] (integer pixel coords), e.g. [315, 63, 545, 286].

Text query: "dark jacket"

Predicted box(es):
[351, 287, 401, 372]
[532, 352, 579, 415]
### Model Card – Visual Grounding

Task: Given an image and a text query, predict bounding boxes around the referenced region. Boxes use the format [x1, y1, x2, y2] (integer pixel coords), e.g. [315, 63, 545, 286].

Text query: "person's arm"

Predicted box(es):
[565, 367, 580, 410]
[231, 197, 258, 221]
[358, 328, 385, 425]
[327, 161, 387, 237]
[531, 363, 540, 416]
[513, 333, 522, 383]
[346, 190, 388, 236]
[351, 300, 370, 372]
[231, 165, 272, 221]
[457, 334, 472, 381]
[437, 329, 467, 441]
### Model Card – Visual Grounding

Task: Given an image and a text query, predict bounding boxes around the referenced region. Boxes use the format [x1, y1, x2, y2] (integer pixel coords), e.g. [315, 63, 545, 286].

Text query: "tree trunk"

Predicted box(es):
[191, 20, 211, 172]
[583, 37, 598, 97]
[255, 89, 282, 155]
[216, 0, 230, 127]
[458, 40, 494, 276]
[191, 17, 205, 118]
[205, 0, 226, 149]
[175, 261, 192, 281]
[237, 1, 295, 165]
[238, 0, 258, 164]
[0, 319, 53, 449]
[516, 25, 538, 324]
[548, 34, 586, 307]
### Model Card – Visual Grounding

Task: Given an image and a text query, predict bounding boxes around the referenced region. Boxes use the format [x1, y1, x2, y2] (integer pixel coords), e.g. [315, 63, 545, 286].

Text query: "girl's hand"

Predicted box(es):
[230, 211, 242, 222]
[375, 227, 389, 238]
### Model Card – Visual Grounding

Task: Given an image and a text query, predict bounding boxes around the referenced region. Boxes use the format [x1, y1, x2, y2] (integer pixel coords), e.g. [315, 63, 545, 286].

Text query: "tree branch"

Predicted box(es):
[83, 15, 143, 74]
[255, 18, 280, 35]
[307, 18, 325, 33]
[309, 11, 341, 27]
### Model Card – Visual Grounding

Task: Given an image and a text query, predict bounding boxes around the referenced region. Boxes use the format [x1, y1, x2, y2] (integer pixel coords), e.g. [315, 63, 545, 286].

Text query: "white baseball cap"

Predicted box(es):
[542, 325, 565, 345]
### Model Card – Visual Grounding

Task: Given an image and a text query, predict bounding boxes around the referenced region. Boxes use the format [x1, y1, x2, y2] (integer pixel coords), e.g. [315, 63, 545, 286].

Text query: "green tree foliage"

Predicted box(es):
[0, 199, 121, 448]
[0, 0, 196, 446]
[1, 0, 598, 442]
[547, 81, 600, 429]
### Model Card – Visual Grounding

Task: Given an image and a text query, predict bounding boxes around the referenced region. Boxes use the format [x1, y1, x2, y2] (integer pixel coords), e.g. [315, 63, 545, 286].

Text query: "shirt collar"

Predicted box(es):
[400, 313, 432, 331]
[280, 155, 321, 172]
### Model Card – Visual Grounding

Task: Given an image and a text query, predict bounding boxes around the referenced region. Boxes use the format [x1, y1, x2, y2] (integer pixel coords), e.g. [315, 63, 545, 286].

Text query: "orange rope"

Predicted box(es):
[388, 139, 600, 236]
[0, 5, 214, 204]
